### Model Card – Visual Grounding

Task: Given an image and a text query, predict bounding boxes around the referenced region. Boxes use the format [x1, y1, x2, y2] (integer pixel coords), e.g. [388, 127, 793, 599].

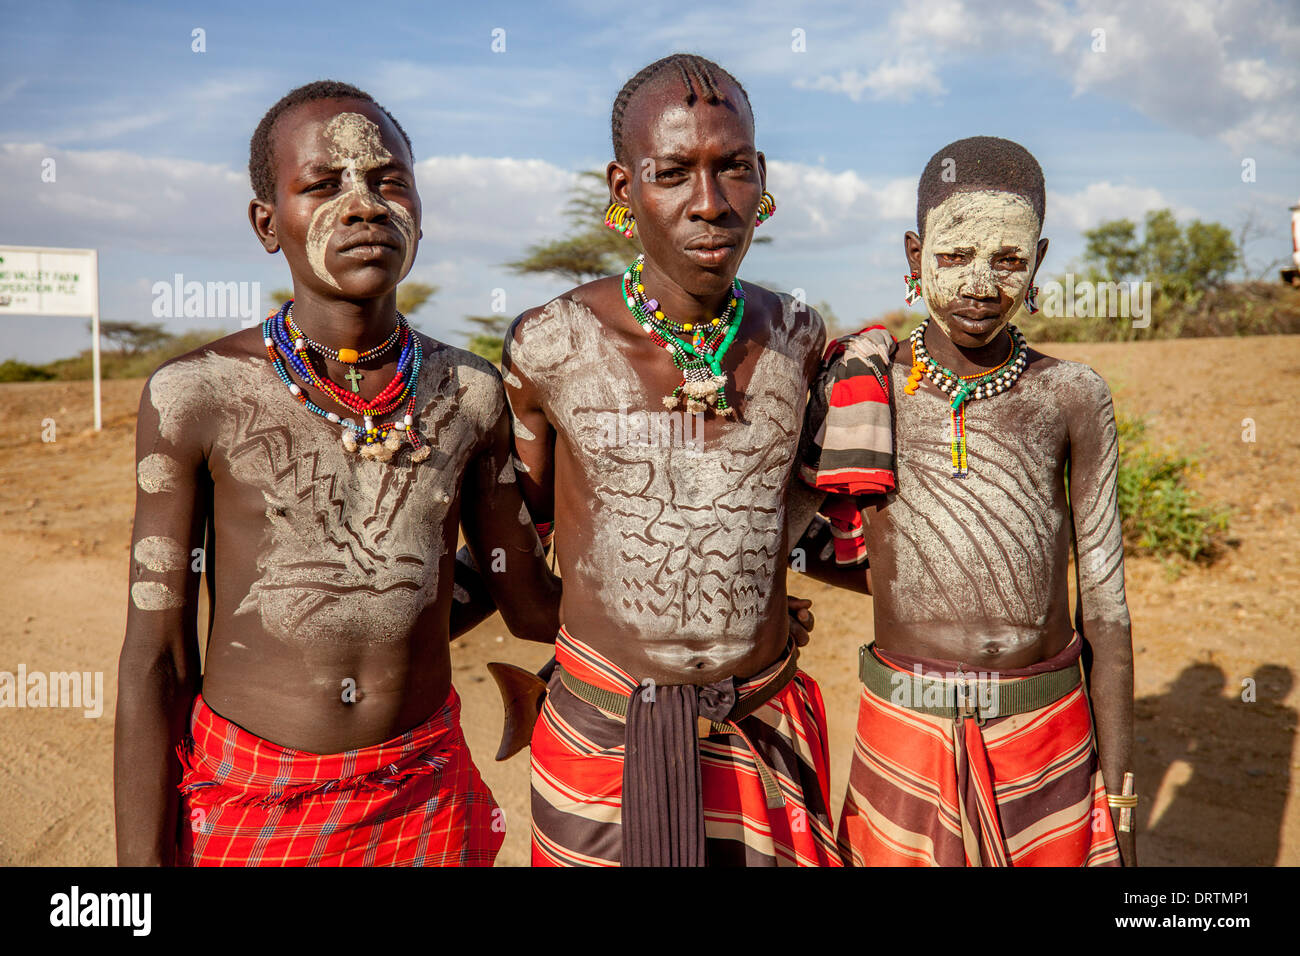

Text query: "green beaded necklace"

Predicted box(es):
[622, 255, 745, 415]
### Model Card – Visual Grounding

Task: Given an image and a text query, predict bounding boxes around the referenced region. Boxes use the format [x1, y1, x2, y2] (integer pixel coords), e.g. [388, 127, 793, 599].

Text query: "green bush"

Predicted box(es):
[8, 329, 230, 382]
[1115, 414, 1229, 563]
[0, 360, 56, 382]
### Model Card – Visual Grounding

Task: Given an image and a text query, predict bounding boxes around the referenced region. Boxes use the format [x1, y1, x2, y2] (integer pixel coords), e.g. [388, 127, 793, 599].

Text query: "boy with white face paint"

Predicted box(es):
[113, 81, 560, 866]
[797, 136, 1135, 866]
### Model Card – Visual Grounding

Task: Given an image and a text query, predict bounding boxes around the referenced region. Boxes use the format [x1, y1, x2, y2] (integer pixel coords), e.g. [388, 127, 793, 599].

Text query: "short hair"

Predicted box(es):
[916, 136, 1045, 240]
[248, 80, 414, 202]
[610, 54, 752, 164]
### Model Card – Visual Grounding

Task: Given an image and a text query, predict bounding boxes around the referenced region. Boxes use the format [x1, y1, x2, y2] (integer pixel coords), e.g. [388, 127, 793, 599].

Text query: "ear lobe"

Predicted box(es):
[1030, 236, 1049, 283]
[606, 159, 632, 207]
[249, 198, 280, 253]
[904, 230, 924, 275]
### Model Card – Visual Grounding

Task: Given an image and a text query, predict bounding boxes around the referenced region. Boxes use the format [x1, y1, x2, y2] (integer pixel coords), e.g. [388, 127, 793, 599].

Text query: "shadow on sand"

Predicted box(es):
[1134, 661, 1295, 865]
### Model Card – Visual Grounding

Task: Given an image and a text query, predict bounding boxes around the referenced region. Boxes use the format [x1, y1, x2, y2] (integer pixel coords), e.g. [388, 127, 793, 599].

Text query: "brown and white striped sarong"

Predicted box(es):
[530, 628, 843, 867]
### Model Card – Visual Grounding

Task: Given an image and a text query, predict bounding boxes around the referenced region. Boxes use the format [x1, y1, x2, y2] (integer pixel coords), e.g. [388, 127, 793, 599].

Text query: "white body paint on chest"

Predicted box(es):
[149, 345, 503, 645]
[510, 297, 817, 656]
[882, 360, 1068, 630]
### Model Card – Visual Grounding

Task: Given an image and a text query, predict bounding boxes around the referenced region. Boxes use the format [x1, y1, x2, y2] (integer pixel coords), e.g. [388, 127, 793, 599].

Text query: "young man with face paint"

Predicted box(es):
[113, 81, 559, 866]
[797, 137, 1134, 866]
[502, 54, 841, 868]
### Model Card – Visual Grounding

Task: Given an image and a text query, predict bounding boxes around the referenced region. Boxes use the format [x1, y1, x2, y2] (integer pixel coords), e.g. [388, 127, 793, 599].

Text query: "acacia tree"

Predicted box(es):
[97, 320, 173, 355]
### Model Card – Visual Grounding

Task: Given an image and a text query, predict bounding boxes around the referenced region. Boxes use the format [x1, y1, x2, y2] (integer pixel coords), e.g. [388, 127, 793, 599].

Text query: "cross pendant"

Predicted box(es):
[344, 367, 364, 393]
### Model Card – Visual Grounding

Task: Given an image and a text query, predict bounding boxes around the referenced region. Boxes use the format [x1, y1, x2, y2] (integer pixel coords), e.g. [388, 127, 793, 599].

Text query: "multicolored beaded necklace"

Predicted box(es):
[621, 254, 744, 415]
[262, 300, 431, 463]
[903, 319, 1027, 478]
[287, 313, 401, 393]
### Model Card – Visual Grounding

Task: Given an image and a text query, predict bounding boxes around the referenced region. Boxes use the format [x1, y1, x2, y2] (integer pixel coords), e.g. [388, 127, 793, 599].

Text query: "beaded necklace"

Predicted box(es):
[621, 254, 744, 415]
[287, 313, 401, 393]
[262, 301, 431, 463]
[903, 319, 1027, 478]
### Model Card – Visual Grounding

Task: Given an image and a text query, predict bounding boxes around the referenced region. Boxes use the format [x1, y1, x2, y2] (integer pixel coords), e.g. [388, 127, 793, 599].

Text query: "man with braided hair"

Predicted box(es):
[797, 136, 1134, 866]
[503, 54, 841, 867]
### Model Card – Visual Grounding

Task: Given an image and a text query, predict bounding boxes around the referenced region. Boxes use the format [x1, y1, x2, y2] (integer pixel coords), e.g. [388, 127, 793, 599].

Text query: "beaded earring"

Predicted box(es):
[755, 191, 776, 226]
[904, 271, 923, 306]
[605, 203, 636, 238]
[1024, 285, 1040, 314]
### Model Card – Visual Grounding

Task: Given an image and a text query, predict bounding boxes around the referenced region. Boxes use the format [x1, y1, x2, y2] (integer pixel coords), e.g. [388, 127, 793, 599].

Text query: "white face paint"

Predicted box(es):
[304, 112, 418, 290]
[133, 536, 188, 573]
[920, 190, 1040, 346]
[137, 453, 181, 494]
[131, 581, 184, 611]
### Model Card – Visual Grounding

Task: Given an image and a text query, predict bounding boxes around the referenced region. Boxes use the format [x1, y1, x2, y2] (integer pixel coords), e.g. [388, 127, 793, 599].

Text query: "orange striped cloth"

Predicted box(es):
[837, 638, 1121, 867]
[176, 689, 503, 866]
[530, 628, 843, 867]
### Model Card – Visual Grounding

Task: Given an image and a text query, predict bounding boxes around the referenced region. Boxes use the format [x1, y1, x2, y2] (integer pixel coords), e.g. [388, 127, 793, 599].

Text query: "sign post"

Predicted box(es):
[0, 245, 103, 430]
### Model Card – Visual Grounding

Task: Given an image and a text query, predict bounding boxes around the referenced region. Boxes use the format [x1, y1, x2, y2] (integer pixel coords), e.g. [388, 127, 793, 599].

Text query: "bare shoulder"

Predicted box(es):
[1023, 346, 1115, 421]
[505, 277, 620, 378]
[509, 278, 615, 339]
[417, 333, 506, 432]
[747, 282, 826, 369]
[140, 327, 266, 446]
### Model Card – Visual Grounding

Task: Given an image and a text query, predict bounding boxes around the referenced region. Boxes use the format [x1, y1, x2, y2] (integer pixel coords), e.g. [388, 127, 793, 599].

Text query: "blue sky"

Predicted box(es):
[2, 0, 1298, 361]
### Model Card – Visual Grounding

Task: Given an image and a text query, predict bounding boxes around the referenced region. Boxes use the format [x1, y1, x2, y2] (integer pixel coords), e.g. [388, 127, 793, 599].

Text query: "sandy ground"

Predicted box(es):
[1, 335, 1297, 866]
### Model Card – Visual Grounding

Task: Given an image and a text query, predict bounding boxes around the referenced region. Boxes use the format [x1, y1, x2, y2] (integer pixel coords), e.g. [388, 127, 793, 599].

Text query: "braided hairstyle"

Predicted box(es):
[916, 136, 1045, 241]
[249, 80, 414, 202]
[610, 54, 752, 164]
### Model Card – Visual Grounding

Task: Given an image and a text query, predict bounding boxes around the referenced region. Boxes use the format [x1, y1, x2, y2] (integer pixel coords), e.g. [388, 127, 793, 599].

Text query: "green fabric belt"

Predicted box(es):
[858, 642, 1080, 723]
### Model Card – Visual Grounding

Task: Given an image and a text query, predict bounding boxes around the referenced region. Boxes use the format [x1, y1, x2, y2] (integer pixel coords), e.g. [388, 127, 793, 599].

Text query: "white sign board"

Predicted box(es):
[0, 245, 102, 430]
[0, 246, 96, 316]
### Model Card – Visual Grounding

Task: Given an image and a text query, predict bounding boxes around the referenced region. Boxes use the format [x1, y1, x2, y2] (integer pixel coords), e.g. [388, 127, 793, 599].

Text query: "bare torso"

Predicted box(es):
[863, 349, 1119, 669]
[148, 328, 504, 751]
[507, 280, 823, 684]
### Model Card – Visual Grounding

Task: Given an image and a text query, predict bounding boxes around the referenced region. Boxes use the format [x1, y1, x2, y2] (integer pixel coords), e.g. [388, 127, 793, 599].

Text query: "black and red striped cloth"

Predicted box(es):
[798, 324, 898, 565]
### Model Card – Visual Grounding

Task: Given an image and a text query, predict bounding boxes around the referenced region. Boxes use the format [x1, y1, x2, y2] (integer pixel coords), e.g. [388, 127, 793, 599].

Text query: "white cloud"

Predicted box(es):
[782, 0, 1299, 150]
[0, 143, 578, 259]
[795, 58, 946, 103]
[415, 156, 577, 248]
[766, 160, 916, 245]
[1019, 0, 1297, 151]
[0, 142, 249, 255]
[0, 141, 583, 352]
[1046, 181, 1192, 233]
